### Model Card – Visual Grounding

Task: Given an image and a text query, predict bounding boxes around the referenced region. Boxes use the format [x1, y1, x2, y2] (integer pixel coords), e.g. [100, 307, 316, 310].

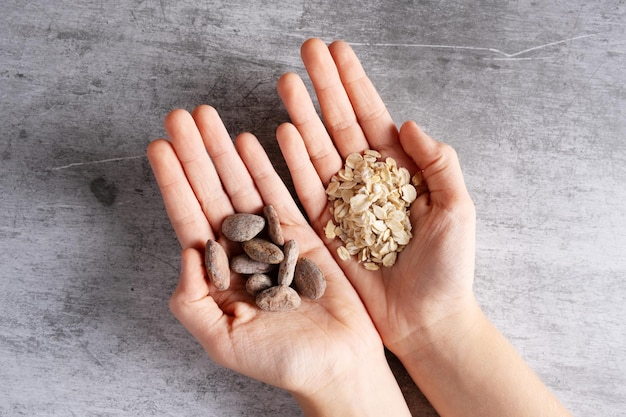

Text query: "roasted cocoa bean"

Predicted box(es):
[245, 273, 274, 296]
[277, 240, 298, 286]
[221, 213, 265, 242]
[207, 208, 327, 311]
[255, 286, 301, 311]
[204, 239, 230, 291]
[242, 238, 284, 264]
[230, 254, 273, 274]
[294, 257, 326, 300]
[263, 204, 284, 246]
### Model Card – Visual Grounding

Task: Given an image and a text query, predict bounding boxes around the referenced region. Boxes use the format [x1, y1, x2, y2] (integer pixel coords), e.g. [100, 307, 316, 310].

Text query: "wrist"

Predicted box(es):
[393, 298, 573, 417]
[391, 294, 484, 363]
[290, 346, 411, 417]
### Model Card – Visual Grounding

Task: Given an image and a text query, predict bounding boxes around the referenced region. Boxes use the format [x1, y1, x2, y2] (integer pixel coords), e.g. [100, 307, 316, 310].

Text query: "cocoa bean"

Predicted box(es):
[206, 208, 326, 311]
[245, 273, 274, 296]
[294, 258, 326, 300]
[242, 238, 284, 264]
[230, 254, 273, 274]
[263, 204, 284, 246]
[255, 286, 301, 311]
[277, 240, 298, 286]
[204, 239, 230, 291]
[221, 213, 265, 242]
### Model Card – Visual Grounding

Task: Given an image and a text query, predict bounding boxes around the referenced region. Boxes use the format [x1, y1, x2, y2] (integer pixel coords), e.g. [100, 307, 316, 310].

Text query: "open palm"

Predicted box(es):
[147, 105, 384, 393]
[276, 39, 477, 357]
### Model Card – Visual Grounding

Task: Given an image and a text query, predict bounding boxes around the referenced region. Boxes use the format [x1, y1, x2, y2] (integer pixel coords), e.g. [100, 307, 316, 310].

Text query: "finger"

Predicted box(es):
[277, 72, 343, 184]
[170, 247, 212, 307]
[163, 108, 235, 232]
[275, 123, 330, 227]
[301, 38, 369, 156]
[328, 41, 399, 154]
[147, 138, 211, 249]
[399, 121, 471, 206]
[169, 247, 227, 348]
[191, 105, 264, 214]
[235, 132, 308, 228]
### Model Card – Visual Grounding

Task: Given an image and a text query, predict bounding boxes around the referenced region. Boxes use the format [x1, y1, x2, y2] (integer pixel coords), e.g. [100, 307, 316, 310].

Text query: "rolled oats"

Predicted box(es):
[325, 150, 421, 268]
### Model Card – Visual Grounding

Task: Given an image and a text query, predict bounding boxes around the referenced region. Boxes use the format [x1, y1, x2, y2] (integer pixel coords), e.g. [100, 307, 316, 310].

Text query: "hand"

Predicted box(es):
[276, 38, 478, 358]
[147, 106, 411, 416]
[277, 39, 572, 417]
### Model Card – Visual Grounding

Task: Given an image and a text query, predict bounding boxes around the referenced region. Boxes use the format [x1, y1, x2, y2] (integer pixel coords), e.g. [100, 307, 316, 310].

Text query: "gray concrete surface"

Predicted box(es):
[1, 1, 625, 416]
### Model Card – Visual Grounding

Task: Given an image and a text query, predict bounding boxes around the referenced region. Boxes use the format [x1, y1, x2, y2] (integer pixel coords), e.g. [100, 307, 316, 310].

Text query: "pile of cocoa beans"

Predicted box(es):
[204, 205, 326, 312]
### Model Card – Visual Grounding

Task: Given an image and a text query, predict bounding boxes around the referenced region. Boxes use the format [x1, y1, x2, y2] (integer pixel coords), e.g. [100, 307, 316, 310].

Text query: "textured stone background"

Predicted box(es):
[1, 1, 624, 415]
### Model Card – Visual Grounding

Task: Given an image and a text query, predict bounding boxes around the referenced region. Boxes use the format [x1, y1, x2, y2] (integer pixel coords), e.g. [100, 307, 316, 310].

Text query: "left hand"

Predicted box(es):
[146, 106, 405, 410]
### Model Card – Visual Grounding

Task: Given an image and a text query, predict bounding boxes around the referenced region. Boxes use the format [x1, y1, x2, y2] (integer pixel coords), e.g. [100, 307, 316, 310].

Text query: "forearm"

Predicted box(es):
[291, 348, 412, 417]
[399, 299, 571, 417]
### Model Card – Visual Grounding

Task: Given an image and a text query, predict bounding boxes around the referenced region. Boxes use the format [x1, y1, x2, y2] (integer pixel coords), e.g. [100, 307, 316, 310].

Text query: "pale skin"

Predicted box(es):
[147, 107, 412, 414]
[278, 38, 573, 417]
[148, 38, 573, 416]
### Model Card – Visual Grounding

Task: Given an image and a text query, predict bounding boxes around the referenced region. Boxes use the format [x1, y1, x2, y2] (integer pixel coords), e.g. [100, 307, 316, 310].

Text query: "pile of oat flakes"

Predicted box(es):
[325, 149, 423, 270]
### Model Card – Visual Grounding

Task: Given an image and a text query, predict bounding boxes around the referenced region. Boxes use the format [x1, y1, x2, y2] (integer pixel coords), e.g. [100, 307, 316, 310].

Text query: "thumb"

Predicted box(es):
[169, 247, 225, 342]
[398, 121, 471, 206]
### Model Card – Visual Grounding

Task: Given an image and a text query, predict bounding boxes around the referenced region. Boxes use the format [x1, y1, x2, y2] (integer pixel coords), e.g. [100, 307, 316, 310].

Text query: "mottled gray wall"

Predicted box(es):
[1, 1, 624, 416]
